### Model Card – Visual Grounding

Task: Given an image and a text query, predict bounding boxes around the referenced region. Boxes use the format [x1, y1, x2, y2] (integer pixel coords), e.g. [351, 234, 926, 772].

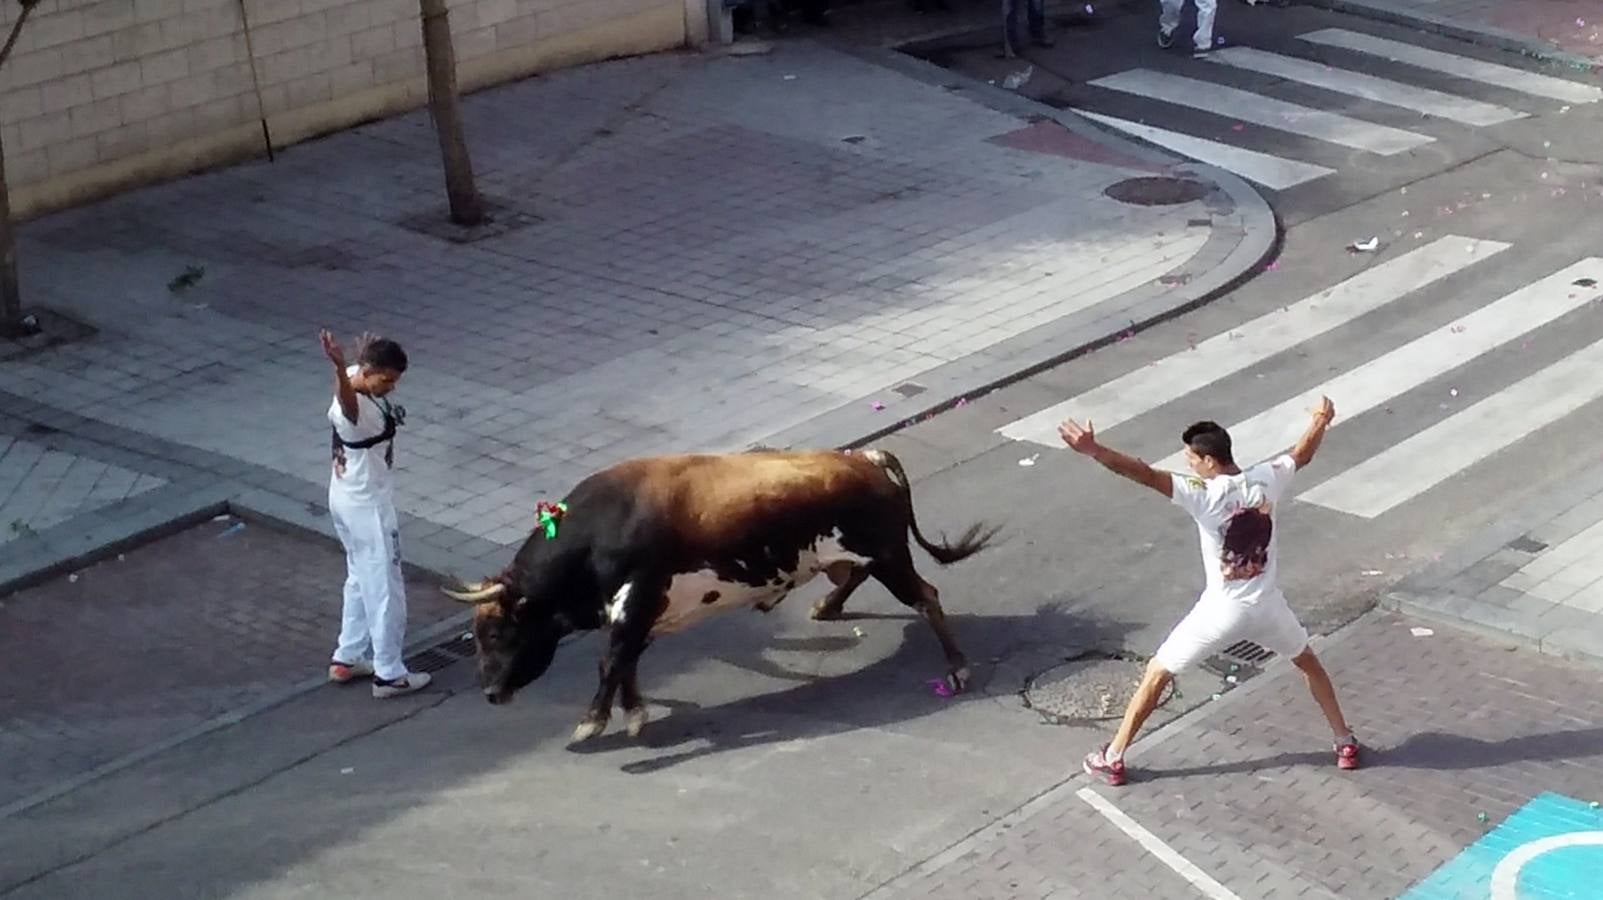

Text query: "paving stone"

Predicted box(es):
[0, 517, 455, 810]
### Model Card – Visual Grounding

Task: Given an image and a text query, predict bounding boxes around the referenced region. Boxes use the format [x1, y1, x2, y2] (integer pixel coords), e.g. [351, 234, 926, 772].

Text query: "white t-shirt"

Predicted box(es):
[1169, 454, 1298, 605]
[328, 367, 396, 504]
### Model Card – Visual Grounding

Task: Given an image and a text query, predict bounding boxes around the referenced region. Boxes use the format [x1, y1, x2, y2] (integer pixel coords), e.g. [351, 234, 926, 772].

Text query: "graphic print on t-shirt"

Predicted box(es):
[1219, 502, 1273, 582]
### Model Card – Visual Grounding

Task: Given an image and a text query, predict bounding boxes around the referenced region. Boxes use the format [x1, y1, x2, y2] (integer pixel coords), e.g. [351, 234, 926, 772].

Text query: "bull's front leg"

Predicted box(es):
[573, 579, 658, 743]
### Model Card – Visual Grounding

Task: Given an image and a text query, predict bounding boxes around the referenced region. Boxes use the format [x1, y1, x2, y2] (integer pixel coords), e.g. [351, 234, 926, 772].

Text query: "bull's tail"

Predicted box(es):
[873, 449, 1001, 565]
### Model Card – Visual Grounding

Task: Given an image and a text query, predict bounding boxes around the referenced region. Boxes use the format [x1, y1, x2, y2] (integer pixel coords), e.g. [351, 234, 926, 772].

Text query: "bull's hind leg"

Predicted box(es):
[811, 561, 870, 620]
[870, 555, 971, 693]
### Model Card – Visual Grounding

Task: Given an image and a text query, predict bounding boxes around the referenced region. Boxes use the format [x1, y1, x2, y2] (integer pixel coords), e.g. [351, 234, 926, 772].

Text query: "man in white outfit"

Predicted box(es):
[1157, 0, 1217, 56]
[1058, 397, 1360, 786]
[320, 328, 431, 699]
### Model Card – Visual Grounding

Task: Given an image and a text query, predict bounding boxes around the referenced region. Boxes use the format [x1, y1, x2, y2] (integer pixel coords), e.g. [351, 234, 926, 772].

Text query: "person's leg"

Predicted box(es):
[1157, 0, 1182, 46]
[1108, 658, 1174, 757]
[1192, 0, 1218, 53]
[1084, 597, 1236, 785]
[1028, 0, 1051, 44]
[1253, 597, 1360, 768]
[343, 500, 427, 696]
[328, 496, 373, 682]
[1291, 647, 1353, 738]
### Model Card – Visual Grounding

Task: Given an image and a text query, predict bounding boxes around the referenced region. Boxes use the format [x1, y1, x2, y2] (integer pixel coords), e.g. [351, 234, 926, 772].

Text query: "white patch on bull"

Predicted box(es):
[608, 582, 632, 625]
[651, 529, 873, 636]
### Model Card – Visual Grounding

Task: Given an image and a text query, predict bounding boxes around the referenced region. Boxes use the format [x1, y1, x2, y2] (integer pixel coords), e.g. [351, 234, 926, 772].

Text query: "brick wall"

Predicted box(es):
[0, 0, 689, 218]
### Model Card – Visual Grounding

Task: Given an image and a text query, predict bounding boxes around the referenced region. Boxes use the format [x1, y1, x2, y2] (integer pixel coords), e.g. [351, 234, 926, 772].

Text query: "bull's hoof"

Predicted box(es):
[626, 706, 649, 738]
[810, 599, 843, 621]
[572, 717, 609, 743]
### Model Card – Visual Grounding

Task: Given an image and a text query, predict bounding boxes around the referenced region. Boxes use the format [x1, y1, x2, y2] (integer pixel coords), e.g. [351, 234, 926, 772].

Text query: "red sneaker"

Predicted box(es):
[1083, 746, 1127, 786]
[1335, 739, 1361, 770]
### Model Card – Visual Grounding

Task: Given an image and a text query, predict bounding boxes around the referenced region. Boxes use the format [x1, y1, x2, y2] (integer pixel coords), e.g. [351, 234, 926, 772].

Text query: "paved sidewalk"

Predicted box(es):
[0, 514, 452, 817]
[1388, 465, 1603, 667]
[863, 610, 1603, 899]
[1307, 0, 1603, 69]
[0, 35, 1269, 593]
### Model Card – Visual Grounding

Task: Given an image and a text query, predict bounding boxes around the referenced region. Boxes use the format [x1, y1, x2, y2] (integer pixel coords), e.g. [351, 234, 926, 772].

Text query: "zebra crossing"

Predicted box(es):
[1071, 27, 1603, 190]
[994, 237, 1603, 519]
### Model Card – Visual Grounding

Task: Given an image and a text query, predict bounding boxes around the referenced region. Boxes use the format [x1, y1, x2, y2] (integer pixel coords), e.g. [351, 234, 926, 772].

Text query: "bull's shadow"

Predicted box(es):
[549, 602, 1136, 774]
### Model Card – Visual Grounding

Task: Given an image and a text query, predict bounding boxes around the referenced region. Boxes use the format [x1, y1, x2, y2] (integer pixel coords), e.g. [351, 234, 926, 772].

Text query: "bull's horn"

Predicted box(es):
[442, 580, 508, 604]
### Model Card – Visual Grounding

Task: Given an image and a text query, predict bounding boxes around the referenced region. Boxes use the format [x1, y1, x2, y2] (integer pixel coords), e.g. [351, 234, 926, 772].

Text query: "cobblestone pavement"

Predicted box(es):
[864, 610, 1603, 899]
[0, 515, 450, 814]
[1389, 464, 1603, 669]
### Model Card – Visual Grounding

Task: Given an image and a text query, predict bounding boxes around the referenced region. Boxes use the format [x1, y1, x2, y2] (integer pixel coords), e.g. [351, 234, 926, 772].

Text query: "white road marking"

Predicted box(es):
[996, 235, 1511, 448]
[1088, 68, 1433, 155]
[1203, 46, 1529, 126]
[1491, 832, 1603, 900]
[1153, 259, 1603, 470]
[1077, 787, 1245, 900]
[1300, 336, 1603, 517]
[1299, 28, 1603, 104]
[1075, 110, 1336, 190]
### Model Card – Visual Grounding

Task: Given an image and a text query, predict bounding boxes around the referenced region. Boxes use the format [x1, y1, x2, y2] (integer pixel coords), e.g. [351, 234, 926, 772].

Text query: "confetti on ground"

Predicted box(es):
[1349, 237, 1379, 252]
[869, 401, 884, 411]
[927, 678, 955, 698]
[1411, 627, 1435, 637]
[852, 626, 865, 638]
[1362, 569, 1384, 576]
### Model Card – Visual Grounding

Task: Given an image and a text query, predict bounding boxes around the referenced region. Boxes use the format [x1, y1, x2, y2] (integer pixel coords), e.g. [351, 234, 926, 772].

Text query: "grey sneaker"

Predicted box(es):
[372, 671, 432, 699]
[1157, 28, 1174, 49]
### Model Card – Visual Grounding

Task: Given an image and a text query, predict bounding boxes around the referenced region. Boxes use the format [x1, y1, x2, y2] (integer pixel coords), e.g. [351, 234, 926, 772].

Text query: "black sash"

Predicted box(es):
[331, 396, 405, 468]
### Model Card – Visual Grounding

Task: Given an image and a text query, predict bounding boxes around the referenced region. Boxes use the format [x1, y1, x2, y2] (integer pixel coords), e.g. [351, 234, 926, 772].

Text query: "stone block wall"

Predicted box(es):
[0, 0, 691, 217]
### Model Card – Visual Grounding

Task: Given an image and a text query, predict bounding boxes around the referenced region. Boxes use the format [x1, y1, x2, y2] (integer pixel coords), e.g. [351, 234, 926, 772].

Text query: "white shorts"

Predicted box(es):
[1153, 591, 1310, 674]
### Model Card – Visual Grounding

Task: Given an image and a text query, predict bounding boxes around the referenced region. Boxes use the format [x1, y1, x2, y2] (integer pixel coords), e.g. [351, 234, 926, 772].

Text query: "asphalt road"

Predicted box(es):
[889, 2, 1603, 652]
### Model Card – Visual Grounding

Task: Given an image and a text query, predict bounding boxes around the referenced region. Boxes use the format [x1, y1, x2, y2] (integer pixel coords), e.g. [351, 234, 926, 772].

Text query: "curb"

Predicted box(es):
[759, 39, 1280, 453]
[1379, 463, 1603, 671]
[1301, 0, 1602, 74]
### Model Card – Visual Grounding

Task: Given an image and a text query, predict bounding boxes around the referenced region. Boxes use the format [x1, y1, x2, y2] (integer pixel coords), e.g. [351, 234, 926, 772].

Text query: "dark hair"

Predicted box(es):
[360, 338, 408, 373]
[1181, 420, 1234, 465]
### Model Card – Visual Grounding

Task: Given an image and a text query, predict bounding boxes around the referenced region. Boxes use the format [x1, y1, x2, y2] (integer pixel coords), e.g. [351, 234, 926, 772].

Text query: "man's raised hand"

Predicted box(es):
[319, 329, 346, 369]
[1058, 418, 1100, 456]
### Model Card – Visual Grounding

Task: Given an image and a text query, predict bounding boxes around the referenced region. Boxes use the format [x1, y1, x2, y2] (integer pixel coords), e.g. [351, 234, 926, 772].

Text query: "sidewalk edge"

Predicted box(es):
[759, 42, 1280, 454]
[1301, 0, 1602, 73]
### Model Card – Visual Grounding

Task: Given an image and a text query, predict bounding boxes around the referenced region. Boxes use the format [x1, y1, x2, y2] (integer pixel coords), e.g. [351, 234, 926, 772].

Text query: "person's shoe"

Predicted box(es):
[372, 671, 432, 699]
[1192, 44, 1214, 59]
[1335, 738, 1361, 770]
[1083, 745, 1128, 786]
[328, 659, 374, 683]
[1157, 28, 1175, 49]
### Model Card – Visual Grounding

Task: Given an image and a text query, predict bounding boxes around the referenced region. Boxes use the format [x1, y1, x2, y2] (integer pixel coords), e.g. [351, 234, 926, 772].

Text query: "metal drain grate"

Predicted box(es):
[402, 632, 476, 674]
[1507, 535, 1549, 554]
[1221, 640, 1275, 664]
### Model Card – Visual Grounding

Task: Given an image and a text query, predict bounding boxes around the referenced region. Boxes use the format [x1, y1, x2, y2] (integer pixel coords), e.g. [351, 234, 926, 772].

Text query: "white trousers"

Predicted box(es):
[329, 491, 409, 681]
[1158, 0, 1217, 51]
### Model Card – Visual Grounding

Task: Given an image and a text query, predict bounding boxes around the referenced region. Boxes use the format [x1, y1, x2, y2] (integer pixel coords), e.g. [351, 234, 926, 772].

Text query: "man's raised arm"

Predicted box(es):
[1058, 419, 1173, 498]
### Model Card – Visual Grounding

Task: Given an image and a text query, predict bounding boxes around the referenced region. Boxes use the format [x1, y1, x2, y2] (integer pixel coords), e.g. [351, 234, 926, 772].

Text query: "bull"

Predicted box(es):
[443, 448, 999, 743]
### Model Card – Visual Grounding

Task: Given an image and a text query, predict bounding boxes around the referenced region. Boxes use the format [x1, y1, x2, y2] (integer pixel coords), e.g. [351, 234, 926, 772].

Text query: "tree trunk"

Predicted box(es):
[0, 0, 39, 339]
[419, 0, 485, 226]
[0, 126, 22, 339]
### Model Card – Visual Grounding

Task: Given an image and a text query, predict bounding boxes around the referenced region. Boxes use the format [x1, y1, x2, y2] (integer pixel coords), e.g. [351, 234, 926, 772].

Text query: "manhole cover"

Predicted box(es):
[1104, 176, 1210, 206]
[1022, 651, 1174, 723]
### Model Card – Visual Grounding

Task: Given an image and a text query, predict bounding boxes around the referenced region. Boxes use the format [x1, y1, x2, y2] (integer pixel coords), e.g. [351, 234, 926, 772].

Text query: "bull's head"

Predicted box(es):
[444, 578, 567, 705]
